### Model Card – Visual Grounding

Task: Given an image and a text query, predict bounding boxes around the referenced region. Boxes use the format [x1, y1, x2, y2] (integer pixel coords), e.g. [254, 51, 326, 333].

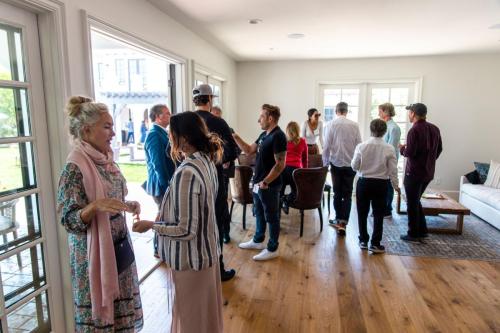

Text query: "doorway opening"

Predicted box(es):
[89, 27, 185, 280]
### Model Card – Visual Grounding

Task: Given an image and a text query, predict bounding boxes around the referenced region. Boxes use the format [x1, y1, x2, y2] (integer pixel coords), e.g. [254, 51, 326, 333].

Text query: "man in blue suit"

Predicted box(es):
[145, 104, 176, 255]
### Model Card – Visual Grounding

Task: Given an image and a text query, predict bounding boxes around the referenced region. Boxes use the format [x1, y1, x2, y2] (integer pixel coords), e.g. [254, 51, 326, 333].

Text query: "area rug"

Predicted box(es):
[379, 214, 500, 262]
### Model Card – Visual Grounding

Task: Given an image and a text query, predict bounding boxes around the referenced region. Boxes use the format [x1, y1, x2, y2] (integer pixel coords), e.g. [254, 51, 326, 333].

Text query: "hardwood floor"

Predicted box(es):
[140, 205, 500, 333]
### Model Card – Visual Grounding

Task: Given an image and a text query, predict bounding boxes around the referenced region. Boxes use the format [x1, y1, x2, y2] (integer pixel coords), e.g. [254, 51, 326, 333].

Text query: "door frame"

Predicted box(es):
[0, 0, 70, 331]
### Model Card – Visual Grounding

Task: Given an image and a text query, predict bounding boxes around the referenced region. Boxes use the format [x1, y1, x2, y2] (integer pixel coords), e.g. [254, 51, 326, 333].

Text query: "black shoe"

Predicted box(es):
[221, 269, 236, 282]
[359, 241, 368, 250]
[421, 233, 429, 238]
[369, 244, 385, 254]
[223, 233, 231, 244]
[400, 235, 422, 243]
[282, 204, 289, 215]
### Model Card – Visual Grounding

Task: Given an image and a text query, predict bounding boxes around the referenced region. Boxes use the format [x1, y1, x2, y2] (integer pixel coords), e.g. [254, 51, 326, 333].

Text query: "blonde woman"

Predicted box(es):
[57, 96, 143, 332]
[281, 121, 308, 214]
[133, 111, 223, 332]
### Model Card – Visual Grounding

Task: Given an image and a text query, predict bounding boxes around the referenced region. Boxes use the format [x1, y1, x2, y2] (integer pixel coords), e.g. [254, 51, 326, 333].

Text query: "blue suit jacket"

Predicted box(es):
[144, 124, 176, 197]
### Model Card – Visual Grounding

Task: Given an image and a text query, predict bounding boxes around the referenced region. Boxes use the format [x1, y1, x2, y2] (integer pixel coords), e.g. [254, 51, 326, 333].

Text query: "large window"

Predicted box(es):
[319, 80, 420, 183]
[195, 71, 224, 108]
[321, 86, 360, 122]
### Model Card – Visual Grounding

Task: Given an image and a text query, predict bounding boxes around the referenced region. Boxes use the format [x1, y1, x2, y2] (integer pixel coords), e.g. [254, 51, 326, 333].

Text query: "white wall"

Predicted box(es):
[236, 54, 500, 191]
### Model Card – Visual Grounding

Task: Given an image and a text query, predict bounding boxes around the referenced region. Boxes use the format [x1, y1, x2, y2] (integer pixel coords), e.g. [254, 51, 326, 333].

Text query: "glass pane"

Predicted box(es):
[341, 89, 359, 106]
[324, 89, 341, 106]
[0, 193, 42, 254]
[398, 122, 408, 142]
[7, 290, 50, 332]
[323, 108, 334, 122]
[394, 106, 407, 122]
[0, 142, 37, 195]
[370, 105, 379, 121]
[347, 106, 359, 122]
[0, 87, 31, 138]
[371, 88, 390, 107]
[390, 88, 409, 105]
[0, 24, 26, 82]
[1, 243, 46, 308]
[0, 29, 11, 81]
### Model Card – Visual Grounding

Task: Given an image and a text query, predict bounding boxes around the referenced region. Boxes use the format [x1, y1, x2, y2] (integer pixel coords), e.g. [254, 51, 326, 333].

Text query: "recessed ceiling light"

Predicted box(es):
[288, 33, 305, 39]
[248, 19, 262, 24]
[489, 24, 500, 29]
[269, 47, 274, 51]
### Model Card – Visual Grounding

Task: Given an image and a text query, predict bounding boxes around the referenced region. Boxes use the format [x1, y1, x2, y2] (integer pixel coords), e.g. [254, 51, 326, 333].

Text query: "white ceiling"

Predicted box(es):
[147, 0, 500, 61]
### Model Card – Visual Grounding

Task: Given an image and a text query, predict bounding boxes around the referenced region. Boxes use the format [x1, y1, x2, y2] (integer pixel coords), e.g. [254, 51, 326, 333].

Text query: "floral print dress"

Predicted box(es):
[57, 162, 143, 332]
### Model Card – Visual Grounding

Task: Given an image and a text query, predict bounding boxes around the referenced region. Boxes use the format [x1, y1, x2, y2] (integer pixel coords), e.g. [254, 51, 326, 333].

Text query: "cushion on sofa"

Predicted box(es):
[464, 170, 481, 184]
[484, 160, 500, 189]
[474, 162, 490, 184]
[461, 183, 500, 210]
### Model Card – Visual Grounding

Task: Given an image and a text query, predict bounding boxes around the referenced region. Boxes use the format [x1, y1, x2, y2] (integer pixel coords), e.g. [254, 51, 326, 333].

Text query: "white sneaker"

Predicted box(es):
[239, 239, 266, 250]
[253, 249, 279, 261]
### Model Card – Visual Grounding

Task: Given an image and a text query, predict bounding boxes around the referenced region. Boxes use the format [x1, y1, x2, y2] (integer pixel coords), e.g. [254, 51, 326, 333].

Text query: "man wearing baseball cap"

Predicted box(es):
[193, 83, 239, 281]
[399, 103, 443, 243]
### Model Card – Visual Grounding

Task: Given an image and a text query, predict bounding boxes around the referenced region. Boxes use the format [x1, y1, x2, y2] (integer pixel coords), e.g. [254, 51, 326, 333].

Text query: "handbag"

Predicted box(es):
[114, 236, 135, 275]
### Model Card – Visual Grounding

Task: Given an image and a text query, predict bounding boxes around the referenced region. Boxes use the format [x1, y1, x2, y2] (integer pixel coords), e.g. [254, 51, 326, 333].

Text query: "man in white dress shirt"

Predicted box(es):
[322, 102, 362, 235]
[351, 119, 400, 253]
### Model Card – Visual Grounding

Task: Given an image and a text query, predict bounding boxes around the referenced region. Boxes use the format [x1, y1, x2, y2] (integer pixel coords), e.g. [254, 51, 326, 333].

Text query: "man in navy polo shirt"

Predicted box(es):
[233, 104, 287, 261]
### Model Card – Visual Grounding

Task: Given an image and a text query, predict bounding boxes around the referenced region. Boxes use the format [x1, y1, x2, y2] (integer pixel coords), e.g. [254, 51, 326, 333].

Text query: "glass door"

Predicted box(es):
[0, 3, 60, 331]
[367, 83, 415, 184]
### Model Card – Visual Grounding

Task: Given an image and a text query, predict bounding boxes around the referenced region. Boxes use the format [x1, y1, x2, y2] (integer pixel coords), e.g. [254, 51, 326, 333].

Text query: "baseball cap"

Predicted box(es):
[192, 83, 218, 98]
[406, 103, 427, 117]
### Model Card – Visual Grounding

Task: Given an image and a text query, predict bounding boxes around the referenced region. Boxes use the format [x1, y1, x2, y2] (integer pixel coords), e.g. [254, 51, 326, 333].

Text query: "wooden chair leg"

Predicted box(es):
[318, 207, 323, 232]
[242, 204, 247, 230]
[300, 210, 304, 237]
[230, 201, 235, 220]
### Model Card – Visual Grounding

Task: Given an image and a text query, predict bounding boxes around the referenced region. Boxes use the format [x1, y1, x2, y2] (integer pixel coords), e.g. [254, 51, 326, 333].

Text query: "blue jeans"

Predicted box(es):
[253, 185, 281, 252]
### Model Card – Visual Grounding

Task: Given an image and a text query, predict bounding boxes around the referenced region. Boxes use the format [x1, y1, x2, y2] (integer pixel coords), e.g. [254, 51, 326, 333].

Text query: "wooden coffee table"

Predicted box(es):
[396, 190, 471, 235]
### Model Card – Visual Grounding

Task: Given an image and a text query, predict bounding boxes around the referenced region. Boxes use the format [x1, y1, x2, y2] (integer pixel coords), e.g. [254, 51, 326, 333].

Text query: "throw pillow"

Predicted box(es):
[484, 160, 500, 189]
[474, 162, 490, 184]
[464, 170, 480, 184]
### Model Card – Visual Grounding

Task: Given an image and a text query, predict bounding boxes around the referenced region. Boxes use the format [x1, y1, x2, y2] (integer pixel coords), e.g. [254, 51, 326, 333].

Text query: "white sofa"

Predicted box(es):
[459, 176, 500, 230]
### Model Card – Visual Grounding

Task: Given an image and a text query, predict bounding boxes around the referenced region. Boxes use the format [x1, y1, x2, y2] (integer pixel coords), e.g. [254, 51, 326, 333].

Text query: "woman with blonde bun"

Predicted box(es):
[57, 96, 143, 332]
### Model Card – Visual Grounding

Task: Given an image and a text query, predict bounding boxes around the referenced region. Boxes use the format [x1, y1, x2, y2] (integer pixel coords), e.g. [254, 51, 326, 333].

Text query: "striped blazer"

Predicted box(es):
[153, 151, 220, 271]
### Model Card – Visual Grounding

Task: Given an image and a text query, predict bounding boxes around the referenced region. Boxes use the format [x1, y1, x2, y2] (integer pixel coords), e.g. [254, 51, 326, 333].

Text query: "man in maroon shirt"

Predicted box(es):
[399, 103, 443, 242]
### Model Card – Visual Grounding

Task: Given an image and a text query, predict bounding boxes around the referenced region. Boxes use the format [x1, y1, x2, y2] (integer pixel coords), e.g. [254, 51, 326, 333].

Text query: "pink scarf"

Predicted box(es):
[67, 140, 121, 324]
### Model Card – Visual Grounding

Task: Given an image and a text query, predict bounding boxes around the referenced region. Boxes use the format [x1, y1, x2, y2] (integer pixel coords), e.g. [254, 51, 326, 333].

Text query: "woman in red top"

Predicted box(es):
[281, 121, 308, 214]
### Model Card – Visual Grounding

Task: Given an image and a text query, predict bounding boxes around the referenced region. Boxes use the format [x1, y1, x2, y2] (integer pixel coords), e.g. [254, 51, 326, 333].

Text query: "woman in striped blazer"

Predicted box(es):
[133, 111, 223, 332]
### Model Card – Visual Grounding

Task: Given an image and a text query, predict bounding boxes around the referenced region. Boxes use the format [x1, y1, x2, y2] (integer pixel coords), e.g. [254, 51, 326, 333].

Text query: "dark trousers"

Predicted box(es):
[331, 164, 356, 222]
[385, 181, 394, 215]
[356, 178, 388, 246]
[404, 175, 430, 238]
[126, 132, 135, 144]
[222, 175, 231, 236]
[215, 167, 231, 271]
[253, 185, 281, 252]
[280, 166, 298, 206]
